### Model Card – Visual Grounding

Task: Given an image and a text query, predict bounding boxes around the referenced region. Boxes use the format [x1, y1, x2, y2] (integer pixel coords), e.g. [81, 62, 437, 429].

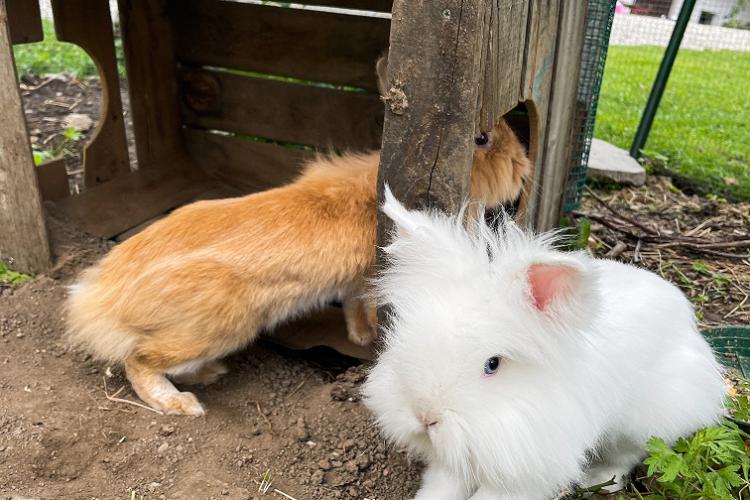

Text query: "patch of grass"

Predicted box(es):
[595, 46, 750, 201]
[32, 126, 82, 165]
[0, 261, 31, 285]
[13, 19, 125, 78]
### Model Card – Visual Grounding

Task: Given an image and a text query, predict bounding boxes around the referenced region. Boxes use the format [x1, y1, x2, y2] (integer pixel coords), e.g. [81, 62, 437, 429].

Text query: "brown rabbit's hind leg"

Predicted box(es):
[170, 360, 229, 386]
[124, 357, 206, 416]
[343, 296, 378, 346]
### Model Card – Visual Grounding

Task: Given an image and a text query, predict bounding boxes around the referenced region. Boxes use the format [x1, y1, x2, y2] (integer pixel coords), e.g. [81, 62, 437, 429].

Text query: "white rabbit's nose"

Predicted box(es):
[419, 414, 439, 429]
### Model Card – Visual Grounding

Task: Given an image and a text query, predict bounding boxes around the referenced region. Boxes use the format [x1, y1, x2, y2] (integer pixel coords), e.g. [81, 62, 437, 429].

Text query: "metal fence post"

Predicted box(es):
[629, 0, 697, 159]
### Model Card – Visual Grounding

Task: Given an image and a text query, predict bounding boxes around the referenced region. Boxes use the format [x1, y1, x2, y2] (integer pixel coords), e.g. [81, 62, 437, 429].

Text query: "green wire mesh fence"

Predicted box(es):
[562, 0, 617, 213]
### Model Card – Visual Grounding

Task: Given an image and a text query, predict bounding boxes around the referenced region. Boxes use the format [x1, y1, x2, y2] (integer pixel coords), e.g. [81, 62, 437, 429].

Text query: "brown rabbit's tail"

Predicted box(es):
[65, 267, 136, 363]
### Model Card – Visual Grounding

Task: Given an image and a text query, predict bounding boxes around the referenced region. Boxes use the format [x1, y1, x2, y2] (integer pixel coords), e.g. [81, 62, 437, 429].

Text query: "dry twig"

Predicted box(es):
[102, 376, 164, 415]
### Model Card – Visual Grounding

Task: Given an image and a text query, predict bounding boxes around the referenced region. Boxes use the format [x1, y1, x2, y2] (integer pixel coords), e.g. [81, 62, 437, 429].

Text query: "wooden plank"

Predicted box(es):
[477, 0, 530, 130]
[293, 0, 392, 11]
[532, 1, 587, 231]
[118, 0, 190, 170]
[180, 68, 384, 151]
[6, 0, 42, 44]
[376, 0, 487, 215]
[516, 0, 561, 226]
[52, 0, 130, 187]
[55, 167, 215, 239]
[35, 157, 69, 202]
[184, 128, 313, 193]
[520, 0, 560, 102]
[0, 0, 51, 273]
[171, 0, 391, 90]
[271, 307, 375, 361]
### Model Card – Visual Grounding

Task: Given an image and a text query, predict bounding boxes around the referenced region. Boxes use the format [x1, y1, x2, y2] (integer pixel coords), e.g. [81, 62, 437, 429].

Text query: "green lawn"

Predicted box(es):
[595, 46, 750, 200]
[12, 19, 123, 78]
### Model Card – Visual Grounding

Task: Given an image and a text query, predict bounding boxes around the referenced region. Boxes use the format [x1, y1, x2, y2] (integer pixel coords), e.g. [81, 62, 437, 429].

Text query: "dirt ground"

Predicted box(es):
[2, 79, 748, 500]
[1, 208, 421, 500]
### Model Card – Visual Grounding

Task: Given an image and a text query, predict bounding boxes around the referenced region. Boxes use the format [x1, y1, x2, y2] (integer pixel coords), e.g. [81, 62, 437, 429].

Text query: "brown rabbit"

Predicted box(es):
[65, 62, 532, 416]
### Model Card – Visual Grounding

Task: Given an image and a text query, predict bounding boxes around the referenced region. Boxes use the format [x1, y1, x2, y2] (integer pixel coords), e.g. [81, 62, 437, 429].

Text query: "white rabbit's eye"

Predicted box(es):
[484, 356, 501, 375]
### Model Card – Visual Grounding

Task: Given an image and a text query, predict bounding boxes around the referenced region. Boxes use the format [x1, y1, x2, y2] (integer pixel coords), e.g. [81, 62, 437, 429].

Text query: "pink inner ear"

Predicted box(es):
[527, 263, 577, 311]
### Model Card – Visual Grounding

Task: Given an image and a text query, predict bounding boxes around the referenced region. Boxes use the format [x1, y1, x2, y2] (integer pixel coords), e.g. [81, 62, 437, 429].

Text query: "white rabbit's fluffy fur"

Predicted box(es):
[362, 188, 727, 500]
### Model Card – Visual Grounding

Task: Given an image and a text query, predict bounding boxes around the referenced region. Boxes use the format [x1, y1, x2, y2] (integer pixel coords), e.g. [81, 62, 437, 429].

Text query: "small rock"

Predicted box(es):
[317, 459, 331, 471]
[147, 482, 161, 492]
[63, 113, 94, 132]
[330, 385, 349, 401]
[294, 416, 309, 441]
[159, 424, 175, 436]
[355, 453, 371, 470]
[341, 439, 356, 451]
[311, 470, 325, 484]
[156, 442, 169, 454]
[586, 138, 646, 186]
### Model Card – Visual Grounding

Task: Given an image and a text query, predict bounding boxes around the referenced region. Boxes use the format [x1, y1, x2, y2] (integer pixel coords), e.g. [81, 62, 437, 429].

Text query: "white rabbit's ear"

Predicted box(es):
[525, 260, 586, 313]
[381, 185, 422, 238]
[375, 50, 389, 97]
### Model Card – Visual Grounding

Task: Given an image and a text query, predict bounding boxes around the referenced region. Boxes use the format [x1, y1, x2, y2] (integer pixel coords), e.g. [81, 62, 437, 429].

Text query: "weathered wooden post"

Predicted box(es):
[376, 0, 487, 239]
[0, 0, 51, 274]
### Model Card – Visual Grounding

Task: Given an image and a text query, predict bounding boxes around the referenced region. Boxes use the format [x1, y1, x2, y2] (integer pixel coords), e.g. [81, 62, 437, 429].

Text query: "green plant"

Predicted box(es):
[13, 19, 125, 78]
[727, 372, 750, 424]
[558, 216, 592, 251]
[0, 261, 31, 285]
[32, 145, 53, 166]
[32, 126, 83, 166]
[640, 423, 750, 499]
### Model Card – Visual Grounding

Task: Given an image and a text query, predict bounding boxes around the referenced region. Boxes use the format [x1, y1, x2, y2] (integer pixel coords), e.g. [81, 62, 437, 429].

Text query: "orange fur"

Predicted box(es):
[65, 120, 531, 415]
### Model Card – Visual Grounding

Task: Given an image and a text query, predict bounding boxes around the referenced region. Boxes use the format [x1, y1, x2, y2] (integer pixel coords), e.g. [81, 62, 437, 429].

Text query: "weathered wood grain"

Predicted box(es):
[6, 0, 42, 44]
[532, 1, 587, 231]
[478, 0, 529, 130]
[180, 68, 384, 151]
[293, 0, 392, 11]
[118, 0, 189, 170]
[183, 128, 313, 194]
[517, 0, 561, 226]
[35, 158, 69, 202]
[52, 0, 130, 187]
[377, 0, 487, 217]
[171, 0, 391, 90]
[0, 0, 51, 273]
[272, 307, 375, 361]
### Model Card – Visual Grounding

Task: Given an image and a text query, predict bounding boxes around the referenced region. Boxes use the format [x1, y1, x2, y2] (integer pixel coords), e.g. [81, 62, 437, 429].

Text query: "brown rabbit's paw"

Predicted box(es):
[347, 325, 377, 347]
[172, 361, 229, 386]
[161, 392, 206, 416]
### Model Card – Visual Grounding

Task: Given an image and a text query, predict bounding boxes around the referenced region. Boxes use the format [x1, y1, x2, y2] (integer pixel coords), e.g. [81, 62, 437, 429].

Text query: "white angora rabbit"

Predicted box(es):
[362, 188, 727, 500]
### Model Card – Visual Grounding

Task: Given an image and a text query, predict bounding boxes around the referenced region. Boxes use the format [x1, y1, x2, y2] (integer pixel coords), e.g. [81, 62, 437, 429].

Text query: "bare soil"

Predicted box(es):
[1, 209, 420, 500]
[577, 177, 749, 328]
